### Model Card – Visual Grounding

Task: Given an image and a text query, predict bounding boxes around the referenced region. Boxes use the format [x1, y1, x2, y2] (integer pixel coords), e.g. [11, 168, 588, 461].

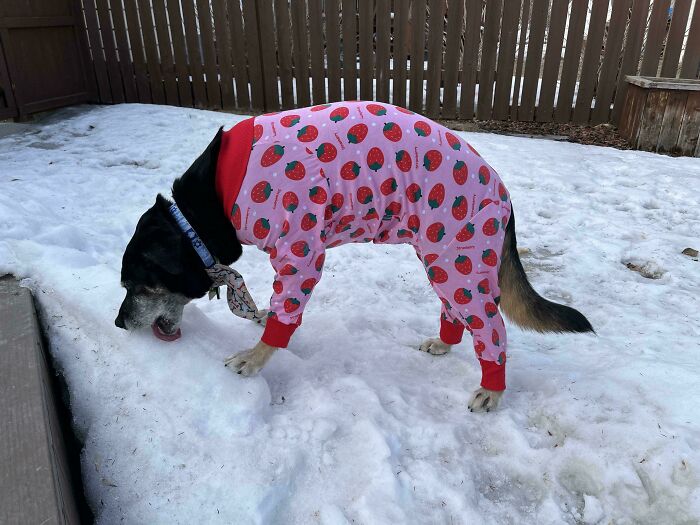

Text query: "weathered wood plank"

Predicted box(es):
[165, 0, 193, 107]
[680, 1, 700, 79]
[661, 0, 692, 77]
[591, 0, 632, 124]
[326, 0, 342, 102]
[309, 0, 326, 104]
[392, 0, 410, 107]
[95, 0, 125, 103]
[359, 0, 374, 100]
[242, 0, 265, 110]
[572, 0, 610, 123]
[291, 0, 311, 106]
[657, 91, 688, 152]
[228, 0, 250, 108]
[553, 0, 586, 122]
[409, 0, 427, 111]
[510, 0, 531, 119]
[637, 90, 669, 150]
[640, 0, 672, 76]
[441, 0, 465, 118]
[341, 0, 358, 100]
[459, 0, 481, 119]
[257, 0, 281, 110]
[109, 0, 138, 102]
[612, 0, 651, 123]
[137, 0, 166, 104]
[82, 0, 111, 102]
[212, 0, 236, 109]
[425, 0, 446, 117]
[375, 0, 391, 103]
[677, 92, 700, 155]
[519, 0, 549, 121]
[181, 0, 207, 107]
[618, 83, 647, 144]
[153, 0, 180, 105]
[477, 0, 504, 120]
[535, 0, 568, 122]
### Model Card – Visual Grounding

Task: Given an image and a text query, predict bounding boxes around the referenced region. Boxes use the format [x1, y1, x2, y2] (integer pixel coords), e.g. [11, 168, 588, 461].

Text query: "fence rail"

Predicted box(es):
[78, 0, 700, 124]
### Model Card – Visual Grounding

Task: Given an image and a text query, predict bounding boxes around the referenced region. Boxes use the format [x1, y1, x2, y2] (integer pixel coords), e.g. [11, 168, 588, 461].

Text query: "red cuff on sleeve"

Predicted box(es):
[440, 318, 465, 345]
[261, 315, 301, 348]
[479, 359, 506, 391]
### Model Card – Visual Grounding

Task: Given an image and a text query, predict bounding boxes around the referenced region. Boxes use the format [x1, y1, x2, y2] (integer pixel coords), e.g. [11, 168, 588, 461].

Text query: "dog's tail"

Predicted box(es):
[498, 209, 594, 334]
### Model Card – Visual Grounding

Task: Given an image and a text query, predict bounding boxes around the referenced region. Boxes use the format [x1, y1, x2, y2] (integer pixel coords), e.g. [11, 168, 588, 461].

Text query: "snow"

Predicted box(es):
[1, 103, 700, 524]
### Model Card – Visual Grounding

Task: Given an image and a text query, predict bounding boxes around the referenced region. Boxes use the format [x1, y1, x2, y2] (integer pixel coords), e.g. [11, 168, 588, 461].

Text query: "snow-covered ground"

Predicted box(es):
[1, 104, 699, 524]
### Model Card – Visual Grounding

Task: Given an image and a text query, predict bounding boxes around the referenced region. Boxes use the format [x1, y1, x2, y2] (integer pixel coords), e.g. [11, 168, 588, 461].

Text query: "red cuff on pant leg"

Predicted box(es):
[261, 316, 301, 348]
[479, 359, 506, 391]
[440, 318, 465, 344]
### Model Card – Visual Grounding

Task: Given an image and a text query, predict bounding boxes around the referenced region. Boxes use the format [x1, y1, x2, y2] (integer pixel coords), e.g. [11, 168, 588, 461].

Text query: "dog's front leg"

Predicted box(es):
[418, 337, 453, 355]
[224, 340, 278, 376]
[467, 388, 503, 412]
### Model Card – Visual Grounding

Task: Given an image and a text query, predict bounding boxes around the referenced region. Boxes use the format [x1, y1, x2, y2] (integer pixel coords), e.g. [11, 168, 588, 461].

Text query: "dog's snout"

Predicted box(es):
[114, 310, 126, 329]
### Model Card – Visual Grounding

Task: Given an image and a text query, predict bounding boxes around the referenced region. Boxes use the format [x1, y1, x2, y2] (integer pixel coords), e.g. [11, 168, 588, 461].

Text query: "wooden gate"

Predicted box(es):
[0, 0, 93, 120]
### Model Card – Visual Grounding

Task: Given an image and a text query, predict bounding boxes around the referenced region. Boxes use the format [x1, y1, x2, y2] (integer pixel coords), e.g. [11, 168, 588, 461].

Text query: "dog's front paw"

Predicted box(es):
[418, 337, 452, 356]
[468, 387, 503, 413]
[224, 341, 276, 376]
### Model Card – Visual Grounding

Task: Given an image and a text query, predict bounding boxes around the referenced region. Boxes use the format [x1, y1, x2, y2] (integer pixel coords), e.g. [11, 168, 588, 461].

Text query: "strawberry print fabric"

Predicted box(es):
[225, 101, 512, 390]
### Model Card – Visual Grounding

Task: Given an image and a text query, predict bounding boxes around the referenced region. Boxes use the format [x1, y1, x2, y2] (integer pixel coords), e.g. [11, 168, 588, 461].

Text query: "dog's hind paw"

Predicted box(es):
[418, 337, 452, 356]
[468, 387, 503, 413]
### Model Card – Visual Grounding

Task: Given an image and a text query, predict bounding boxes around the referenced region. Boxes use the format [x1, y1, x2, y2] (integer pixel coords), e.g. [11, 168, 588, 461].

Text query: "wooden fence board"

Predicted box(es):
[591, 0, 632, 124]
[326, 0, 342, 102]
[242, 0, 265, 110]
[181, 0, 207, 107]
[441, 0, 465, 118]
[375, 0, 391, 103]
[425, 0, 446, 117]
[535, 0, 568, 122]
[409, 0, 427, 111]
[618, 83, 646, 140]
[109, 0, 138, 102]
[459, 0, 481, 119]
[553, 0, 586, 122]
[572, 0, 610, 123]
[165, 0, 193, 107]
[95, 0, 124, 103]
[341, 0, 358, 101]
[392, 0, 410, 107]
[122, 0, 150, 103]
[640, 0, 671, 76]
[309, 0, 326, 104]
[661, 0, 692, 77]
[257, 0, 280, 110]
[81, 0, 111, 102]
[228, 0, 250, 108]
[198, 0, 223, 108]
[680, 1, 700, 78]
[359, 0, 374, 101]
[212, 0, 236, 109]
[291, 0, 310, 107]
[153, 0, 179, 106]
[519, 0, 549, 121]
[511, 0, 531, 119]
[137, 0, 166, 104]
[612, 0, 651, 123]
[275, 0, 295, 108]
[492, 0, 520, 120]
[477, 0, 503, 120]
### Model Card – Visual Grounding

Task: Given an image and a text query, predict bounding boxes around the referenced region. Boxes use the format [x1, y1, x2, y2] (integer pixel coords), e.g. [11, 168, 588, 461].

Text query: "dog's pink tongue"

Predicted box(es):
[151, 322, 182, 342]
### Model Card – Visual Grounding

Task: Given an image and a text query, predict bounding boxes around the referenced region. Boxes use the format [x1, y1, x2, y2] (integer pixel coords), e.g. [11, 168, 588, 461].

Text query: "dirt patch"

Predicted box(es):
[440, 119, 633, 151]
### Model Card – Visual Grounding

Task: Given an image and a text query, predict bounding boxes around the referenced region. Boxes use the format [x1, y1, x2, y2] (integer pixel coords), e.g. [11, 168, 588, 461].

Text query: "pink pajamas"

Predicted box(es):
[217, 101, 512, 390]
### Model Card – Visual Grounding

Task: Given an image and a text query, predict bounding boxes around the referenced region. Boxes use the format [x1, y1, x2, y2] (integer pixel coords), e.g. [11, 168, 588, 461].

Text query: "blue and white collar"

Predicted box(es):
[168, 202, 216, 269]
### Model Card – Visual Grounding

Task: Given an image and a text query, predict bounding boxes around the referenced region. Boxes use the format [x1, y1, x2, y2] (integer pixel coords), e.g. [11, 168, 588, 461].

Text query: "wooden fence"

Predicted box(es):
[79, 0, 700, 125]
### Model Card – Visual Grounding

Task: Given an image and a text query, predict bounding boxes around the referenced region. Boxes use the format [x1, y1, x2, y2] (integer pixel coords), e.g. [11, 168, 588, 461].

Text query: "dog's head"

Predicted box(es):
[115, 194, 212, 339]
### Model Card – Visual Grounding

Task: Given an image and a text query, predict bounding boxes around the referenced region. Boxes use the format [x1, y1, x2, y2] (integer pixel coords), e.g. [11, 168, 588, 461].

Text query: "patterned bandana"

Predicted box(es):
[206, 264, 267, 325]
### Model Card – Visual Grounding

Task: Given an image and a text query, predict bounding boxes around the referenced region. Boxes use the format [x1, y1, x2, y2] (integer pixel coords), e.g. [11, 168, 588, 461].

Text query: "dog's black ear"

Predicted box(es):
[142, 195, 186, 276]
